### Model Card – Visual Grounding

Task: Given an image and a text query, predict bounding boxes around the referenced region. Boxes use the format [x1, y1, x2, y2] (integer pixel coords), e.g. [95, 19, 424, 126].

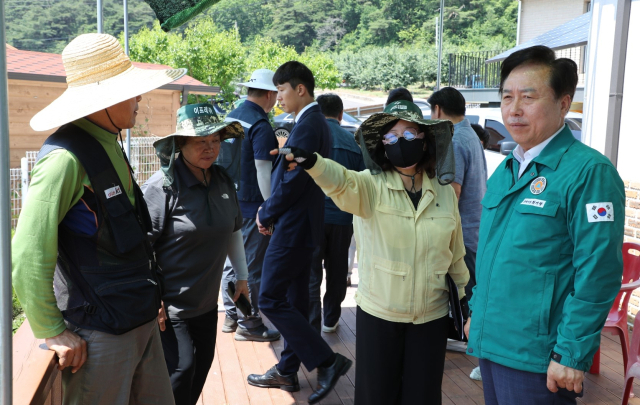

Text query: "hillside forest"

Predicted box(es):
[5, 0, 518, 98]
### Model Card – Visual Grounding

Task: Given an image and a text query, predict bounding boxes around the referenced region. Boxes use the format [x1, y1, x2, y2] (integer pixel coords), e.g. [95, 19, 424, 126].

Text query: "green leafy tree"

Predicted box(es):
[264, 0, 318, 52]
[245, 36, 299, 74]
[127, 18, 245, 99]
[205, 0, 273, 42]
[6, 0, 155, 53]
[299, 48, 341, 90]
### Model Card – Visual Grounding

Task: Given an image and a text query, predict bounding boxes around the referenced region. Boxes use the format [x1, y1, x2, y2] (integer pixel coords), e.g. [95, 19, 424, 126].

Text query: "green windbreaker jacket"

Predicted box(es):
[467, 125, 625, 373]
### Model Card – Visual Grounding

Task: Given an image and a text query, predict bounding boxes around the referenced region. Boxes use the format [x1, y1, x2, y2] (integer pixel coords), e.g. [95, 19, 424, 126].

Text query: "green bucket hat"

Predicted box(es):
[354, 100, 456, 185]
[153, 103, 244, 186]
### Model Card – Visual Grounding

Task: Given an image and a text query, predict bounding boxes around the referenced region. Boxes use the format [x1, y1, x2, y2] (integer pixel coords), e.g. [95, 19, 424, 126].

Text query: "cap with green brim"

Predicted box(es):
[153, 103, 244, 186]
[354, 100, 456, 185]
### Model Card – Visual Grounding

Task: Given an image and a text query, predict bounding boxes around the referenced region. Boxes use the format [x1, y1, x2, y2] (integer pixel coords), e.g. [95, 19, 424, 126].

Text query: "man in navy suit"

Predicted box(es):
[247, 61, 352, 404]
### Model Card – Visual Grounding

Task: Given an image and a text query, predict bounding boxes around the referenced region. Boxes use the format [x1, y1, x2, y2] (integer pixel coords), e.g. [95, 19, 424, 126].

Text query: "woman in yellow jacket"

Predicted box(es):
[272, 100, 469, 404]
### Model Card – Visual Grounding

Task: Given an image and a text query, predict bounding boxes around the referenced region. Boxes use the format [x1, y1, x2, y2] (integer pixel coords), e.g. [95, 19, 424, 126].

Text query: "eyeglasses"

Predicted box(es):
[382, 128, 425, 145]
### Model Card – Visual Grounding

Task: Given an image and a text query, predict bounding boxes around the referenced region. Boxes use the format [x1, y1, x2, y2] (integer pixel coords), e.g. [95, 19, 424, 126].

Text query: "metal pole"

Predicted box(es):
[436, 0, 444, 90]
[0, 0, 14, 402]
[603, 0, 631, 166]
[516, 0, 522, 45]
[20, 157, 28, 208]
[124, 0, 131, 158]
[97, 0, 103, 33]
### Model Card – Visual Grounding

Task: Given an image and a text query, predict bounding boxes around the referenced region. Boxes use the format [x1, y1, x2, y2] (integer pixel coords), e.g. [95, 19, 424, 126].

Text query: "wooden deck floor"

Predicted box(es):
[197, 269, 640, 405]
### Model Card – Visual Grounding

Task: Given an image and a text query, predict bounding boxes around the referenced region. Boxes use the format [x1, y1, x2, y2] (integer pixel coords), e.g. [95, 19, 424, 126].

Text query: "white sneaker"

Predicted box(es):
[469, 366, 482, 381]
[322, 321, 339, 333]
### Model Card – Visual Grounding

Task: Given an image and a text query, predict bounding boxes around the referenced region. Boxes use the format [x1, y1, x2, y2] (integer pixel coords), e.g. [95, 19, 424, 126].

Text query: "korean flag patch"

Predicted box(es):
[586, 202, 614, 223]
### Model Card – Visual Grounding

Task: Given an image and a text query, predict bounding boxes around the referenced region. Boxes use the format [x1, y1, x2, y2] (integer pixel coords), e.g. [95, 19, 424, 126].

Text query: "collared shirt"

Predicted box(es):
[12, 118, 136, 338]
[142, 157, 242, 319]
[512, 125, 563, 178]
[295, 101, 318, 123]
[324, 118, 365, 225]
[308, 155, 468, 324]
[453, 118, 487, 252]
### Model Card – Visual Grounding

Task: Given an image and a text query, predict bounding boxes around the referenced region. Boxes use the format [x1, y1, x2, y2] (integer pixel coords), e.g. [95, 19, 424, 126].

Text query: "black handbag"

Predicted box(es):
[446, 273, 469, 342]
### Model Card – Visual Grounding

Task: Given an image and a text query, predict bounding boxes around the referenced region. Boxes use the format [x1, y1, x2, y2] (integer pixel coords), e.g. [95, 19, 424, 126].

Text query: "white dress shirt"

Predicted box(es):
[512, 125, 564, 178]
[294, 101, 318, 123]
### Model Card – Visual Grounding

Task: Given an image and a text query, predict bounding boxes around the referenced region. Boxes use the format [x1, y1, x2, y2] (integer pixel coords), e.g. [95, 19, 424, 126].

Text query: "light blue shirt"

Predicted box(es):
[453, 118, 487, 252]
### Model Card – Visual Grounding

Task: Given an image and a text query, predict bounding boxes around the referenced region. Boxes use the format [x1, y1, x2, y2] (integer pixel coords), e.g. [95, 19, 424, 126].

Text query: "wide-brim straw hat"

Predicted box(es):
[30, 33, 186, 131]
[356, 100, 453, 155]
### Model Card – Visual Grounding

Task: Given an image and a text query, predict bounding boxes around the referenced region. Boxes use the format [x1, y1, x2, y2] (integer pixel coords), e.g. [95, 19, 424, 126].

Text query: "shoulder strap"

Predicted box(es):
[38, 124, 148, 254]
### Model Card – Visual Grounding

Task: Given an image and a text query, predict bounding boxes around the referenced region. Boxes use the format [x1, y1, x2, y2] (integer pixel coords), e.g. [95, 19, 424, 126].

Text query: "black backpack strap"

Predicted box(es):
[39, 124, 147, 254]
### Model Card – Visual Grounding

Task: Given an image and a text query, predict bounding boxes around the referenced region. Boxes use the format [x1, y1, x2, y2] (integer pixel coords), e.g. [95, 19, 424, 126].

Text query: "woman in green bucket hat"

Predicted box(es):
[141, 103, 247, 405]
[273, 100, 470, 405]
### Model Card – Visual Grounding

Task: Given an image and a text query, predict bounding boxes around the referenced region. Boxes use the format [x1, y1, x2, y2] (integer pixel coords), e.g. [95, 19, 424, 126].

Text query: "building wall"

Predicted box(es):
[616, 0, 640, 325]
[7, 79, 181, 167]
[519, 0, 590, 44]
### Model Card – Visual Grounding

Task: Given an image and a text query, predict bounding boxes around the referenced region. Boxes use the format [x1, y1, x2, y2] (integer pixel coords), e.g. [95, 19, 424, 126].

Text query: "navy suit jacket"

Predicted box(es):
[259, 104, 332, 248]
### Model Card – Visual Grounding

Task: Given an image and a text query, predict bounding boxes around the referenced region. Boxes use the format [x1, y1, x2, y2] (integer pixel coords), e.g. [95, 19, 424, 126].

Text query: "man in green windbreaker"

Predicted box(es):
[464, 45, 625, 404]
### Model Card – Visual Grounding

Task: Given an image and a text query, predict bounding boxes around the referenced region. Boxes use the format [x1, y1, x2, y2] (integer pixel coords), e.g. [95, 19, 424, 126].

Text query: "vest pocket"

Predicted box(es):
[79, 259, 160, 334]
[370, 256, 413, 314]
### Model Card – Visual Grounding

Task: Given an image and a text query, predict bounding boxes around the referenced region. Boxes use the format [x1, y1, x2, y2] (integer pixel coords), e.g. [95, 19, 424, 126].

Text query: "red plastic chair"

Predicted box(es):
[590, 242, 640, 375]
[621, 302, 640, 405]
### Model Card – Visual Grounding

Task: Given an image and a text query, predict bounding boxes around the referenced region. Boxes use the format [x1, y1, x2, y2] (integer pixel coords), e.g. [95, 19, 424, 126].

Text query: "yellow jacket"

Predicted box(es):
[307, 155, 469, 324]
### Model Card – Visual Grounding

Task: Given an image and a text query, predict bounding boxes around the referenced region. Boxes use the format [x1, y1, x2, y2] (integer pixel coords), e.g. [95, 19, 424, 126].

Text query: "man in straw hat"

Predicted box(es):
[219, 69, 281, 342]
[12, 33, 186, 404]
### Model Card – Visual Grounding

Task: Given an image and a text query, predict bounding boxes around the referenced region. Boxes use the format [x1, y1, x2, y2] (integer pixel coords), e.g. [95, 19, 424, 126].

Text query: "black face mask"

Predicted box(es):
[384, 138, 425, 169]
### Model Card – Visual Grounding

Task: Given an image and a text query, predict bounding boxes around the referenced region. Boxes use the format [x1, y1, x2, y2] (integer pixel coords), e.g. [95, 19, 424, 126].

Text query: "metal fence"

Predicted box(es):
[9, 137, 162, 228]
[448, 47, 586, 89]
[9, 169, 22, 229]
[448, 50, 505, 89]
[128, 136, 161, 185]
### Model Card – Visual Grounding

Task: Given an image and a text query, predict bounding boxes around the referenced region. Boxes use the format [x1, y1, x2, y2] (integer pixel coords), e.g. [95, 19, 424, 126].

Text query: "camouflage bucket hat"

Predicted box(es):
[153, 103, 244, 186]
[355, 100, 456, 185]
[355, 100, 452, 155]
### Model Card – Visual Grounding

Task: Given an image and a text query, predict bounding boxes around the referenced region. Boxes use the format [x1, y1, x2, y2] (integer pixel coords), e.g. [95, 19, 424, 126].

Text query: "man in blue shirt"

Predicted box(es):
[309, 93, 365, 334]
[429, 87, 488, 380]
[221, 69, 280, 342]
[429, 87, 487, 299]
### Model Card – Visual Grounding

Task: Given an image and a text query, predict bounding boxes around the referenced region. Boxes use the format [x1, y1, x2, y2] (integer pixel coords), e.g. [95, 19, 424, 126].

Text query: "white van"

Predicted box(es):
[464, 107, 583, 176]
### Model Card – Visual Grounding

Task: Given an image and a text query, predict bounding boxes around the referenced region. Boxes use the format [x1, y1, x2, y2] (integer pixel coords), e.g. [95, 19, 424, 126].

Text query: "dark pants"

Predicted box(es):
[355, 307, 449, 405]
[161, 308, 218, 405]
[309, 223, 353, 333]
[259, 243, 335, 374]
[221, 217, 270, 330]
[479, 359, 582, 405]
[463, 248, 477, 300]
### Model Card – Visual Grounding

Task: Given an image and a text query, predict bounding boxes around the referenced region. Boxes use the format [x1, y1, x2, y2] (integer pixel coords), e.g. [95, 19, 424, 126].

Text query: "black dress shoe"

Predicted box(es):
[247, 365, 300, 392]
[308, 354, 352, 404]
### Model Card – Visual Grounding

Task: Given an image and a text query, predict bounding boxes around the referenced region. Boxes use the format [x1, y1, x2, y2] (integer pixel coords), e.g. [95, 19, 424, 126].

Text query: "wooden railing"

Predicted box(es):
[13, 320, 62, 405]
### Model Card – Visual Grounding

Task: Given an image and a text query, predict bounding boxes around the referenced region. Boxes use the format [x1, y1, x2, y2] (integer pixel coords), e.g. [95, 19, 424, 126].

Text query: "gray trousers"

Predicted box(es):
[221, 217, 270, 330]
[63, 319, 174, 405]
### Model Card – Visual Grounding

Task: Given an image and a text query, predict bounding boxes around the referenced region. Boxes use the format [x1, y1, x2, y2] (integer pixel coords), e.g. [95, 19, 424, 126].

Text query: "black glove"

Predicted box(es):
[277, 147, 317, 170]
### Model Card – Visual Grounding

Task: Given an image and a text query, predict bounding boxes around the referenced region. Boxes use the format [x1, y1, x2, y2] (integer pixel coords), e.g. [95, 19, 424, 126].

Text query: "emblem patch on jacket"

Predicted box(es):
[586, 202, 614, 222]
[530, 177, 547, 194]
[104, 185, 122, 199]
